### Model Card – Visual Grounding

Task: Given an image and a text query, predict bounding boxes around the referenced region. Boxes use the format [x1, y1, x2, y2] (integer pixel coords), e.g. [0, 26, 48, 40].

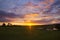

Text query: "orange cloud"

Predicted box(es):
[24, 13, 39, 22]
[51, 19, 60, 24]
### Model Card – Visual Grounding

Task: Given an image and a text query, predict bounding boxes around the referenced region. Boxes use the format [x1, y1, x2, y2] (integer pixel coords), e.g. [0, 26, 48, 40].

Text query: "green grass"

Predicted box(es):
[0, 27, 60, 40]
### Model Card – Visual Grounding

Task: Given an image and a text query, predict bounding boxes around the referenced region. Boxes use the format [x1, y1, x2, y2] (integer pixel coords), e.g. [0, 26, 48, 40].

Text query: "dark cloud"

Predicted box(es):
[47, 0, 60, 13]
[53, 0, 60, 5]
[0, 10, 19, 18]
[0, 10, 21, 22]
[0, 10, 25, 22]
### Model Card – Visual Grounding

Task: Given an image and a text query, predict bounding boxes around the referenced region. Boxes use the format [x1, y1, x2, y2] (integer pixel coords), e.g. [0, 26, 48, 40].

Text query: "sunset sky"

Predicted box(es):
[0, 0, 60, 25]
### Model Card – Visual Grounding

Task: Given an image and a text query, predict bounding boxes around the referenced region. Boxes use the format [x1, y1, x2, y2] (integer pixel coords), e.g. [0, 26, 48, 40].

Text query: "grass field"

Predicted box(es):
[0, 26, 60, 40]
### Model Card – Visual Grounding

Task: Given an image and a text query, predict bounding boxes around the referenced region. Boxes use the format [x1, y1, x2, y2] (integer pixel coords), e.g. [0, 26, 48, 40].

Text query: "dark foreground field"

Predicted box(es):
[0, 25, 60, 40]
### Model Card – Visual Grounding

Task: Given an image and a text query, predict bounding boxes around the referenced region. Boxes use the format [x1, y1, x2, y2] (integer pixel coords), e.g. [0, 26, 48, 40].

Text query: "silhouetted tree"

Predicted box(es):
[2, 23, 6, 27]
[7, 23, 12, 26]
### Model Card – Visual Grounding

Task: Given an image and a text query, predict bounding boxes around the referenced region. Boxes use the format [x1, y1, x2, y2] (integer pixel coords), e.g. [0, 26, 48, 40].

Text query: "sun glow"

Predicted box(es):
[23, 22, 34, 30]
